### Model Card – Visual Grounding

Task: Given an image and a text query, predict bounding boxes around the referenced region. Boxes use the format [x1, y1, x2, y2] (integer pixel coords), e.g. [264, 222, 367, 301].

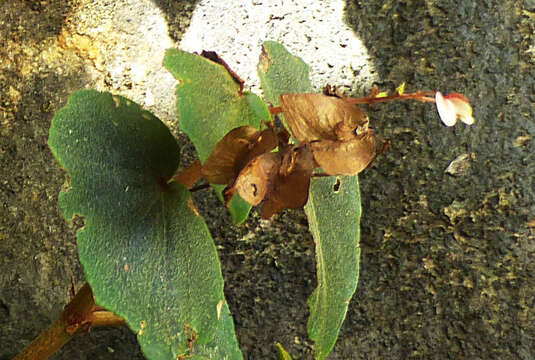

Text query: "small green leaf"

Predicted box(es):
[49, 90, 242, 360]
[396, 81, 406, 95]
[164, 49, 272, 224]
[258, 42, 362, 360]
[276, 343, 294, 360]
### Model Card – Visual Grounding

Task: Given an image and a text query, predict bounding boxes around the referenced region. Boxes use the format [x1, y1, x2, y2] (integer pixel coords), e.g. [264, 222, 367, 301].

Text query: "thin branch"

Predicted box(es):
[13, 283, 125, 360]
[345, 91, 436, 105]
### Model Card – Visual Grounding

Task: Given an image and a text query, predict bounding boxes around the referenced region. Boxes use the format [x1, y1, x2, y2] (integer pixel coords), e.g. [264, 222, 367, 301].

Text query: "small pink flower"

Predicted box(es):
[435, 92, 474, 127]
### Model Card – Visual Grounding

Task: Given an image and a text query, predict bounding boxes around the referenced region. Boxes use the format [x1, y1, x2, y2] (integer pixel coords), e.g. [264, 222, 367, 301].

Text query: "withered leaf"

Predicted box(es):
[279, 93, 368, 142]
[202, 125, 278, 185]
[261, 147, 315, 218]
[233, 152, 281, 206]
[310, 131, 376, 176]
[172, 159, 202, 188]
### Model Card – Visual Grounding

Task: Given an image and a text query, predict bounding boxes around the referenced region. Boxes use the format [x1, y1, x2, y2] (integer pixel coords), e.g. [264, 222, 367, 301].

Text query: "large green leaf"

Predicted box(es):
[304, 176, 361, 359]
[48, 90, 242, 360]
[258, 41, 362, 359]
[164, 49, 272, 224]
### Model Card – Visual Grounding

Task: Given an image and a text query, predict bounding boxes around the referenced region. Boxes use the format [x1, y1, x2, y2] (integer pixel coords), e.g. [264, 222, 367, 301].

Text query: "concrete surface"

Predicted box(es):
[1, 0, 534, 359]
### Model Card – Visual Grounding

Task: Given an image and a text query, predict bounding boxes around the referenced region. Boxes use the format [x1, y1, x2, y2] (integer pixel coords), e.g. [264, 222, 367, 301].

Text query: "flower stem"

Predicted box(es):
[345, 91, 436, 105]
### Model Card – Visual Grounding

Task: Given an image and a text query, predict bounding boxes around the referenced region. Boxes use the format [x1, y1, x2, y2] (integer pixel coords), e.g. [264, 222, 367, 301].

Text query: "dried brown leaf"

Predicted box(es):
[233, 152, 281, 206]
[279, 93, 367, 142]
[310, 131, 376, 176]
[171, 159, 202, 188]
[201, 125, 277, 184]
[261, 147, 314, 218]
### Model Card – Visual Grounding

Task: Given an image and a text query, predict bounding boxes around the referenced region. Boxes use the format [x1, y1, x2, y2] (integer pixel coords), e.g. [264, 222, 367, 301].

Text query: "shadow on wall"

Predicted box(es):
[151, 0, 200, 42]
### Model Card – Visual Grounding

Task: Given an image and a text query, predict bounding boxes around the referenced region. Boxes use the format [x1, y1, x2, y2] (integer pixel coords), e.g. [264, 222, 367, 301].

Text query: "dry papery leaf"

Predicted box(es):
[231, 152, 281, 206]
[310, 131, 376, 176]
[261, 146, 315, 218]
[202, 93, 380, 218]
[201, 125, 278, 184]
[227, 145, 315, 218]
[280, 93, 377, 176]
[279, 93, 369, 142]
[172, 159, 202, 188]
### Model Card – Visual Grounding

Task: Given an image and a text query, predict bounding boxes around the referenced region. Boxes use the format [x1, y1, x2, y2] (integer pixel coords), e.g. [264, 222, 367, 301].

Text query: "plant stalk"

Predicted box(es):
[13, 283, 125, 360]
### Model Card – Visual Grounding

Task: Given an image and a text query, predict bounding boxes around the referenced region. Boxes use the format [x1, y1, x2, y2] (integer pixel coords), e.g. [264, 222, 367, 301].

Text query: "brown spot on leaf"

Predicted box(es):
[258, 45, 272, 73]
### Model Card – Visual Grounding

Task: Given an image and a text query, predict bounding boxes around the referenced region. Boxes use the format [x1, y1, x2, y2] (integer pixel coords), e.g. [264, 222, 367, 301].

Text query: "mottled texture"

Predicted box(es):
[341, 1, 535, 359]
[2, 0, 534, 359]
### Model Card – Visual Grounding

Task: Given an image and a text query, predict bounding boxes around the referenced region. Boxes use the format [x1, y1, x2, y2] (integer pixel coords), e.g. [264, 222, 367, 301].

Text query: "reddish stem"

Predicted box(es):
[270, 106, 282, 115]
[13, 283, 125, 360]
[345, 91, 436, 105]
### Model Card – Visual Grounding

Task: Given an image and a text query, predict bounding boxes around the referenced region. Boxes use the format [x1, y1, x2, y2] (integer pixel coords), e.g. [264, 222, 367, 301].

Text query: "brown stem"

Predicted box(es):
[13, 283, 125, 360]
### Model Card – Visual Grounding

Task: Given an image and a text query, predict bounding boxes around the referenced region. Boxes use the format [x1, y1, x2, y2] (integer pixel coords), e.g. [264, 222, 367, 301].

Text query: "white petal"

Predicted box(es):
[435, 92, 457, 126]
[449, 98, 474, 125]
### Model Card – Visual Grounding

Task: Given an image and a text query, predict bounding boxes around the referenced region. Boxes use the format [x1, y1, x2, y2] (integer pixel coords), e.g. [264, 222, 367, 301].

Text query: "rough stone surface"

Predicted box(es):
[1, 0, 534, 359]
[180, 0, 377, 95]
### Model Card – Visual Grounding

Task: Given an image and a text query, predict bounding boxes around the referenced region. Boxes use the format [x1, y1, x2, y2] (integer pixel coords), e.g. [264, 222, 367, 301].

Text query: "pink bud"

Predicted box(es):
[435, 92, 474, 127]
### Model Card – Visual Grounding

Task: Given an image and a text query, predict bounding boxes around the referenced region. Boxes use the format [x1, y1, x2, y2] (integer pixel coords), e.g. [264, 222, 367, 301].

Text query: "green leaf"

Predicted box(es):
[258, 41, 313, 106]
[258, 41, 362, 360]
[164, 49, 272, 224]
[304, 176, 361, 359]
[48, 90, 242, 360]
